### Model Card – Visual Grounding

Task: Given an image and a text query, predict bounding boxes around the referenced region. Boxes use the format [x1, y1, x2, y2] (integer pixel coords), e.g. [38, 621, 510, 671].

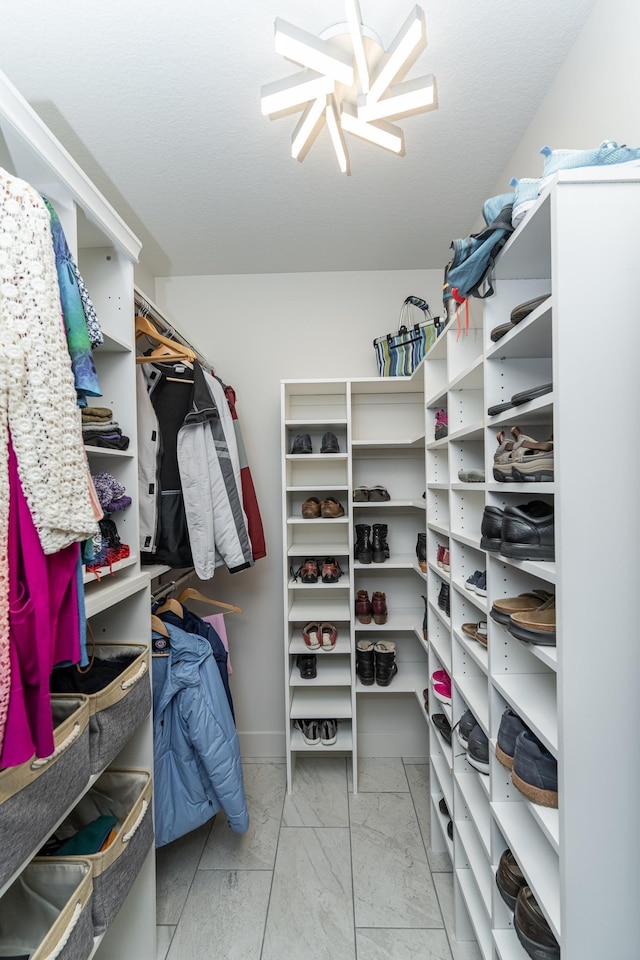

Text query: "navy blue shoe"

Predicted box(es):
[495, 708, 528, 770]
[512, 729, 558, 808]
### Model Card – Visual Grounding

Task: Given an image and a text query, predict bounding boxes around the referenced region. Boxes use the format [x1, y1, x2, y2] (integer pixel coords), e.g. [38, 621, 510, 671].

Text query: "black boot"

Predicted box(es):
[374, 641, 398, 686]
[355, 524, 372, 564]
[356, 640, 375, 685]
[416, 532, 427, 572]
[421, 595, 428, 642]
[372, 523, 388, 563]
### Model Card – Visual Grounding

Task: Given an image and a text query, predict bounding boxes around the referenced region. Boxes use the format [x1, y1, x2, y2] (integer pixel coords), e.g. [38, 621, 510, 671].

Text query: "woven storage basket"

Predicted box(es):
[75, 643, 150, 773]
[50, 768, 153, 935]
[0, 859, 93, 960]
[0, 695, 91, 890]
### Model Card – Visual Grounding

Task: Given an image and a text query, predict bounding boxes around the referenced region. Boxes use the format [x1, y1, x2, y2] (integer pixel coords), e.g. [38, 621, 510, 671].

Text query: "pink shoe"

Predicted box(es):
[432, 674, 452, 705]
[432, 669, 449, 684]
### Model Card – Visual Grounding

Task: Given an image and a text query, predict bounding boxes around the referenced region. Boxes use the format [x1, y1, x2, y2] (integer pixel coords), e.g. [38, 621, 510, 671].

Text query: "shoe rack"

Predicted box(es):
[424, 168, 640, 960]
[281, 372, 430, 794]
[0, 70, 156, 959]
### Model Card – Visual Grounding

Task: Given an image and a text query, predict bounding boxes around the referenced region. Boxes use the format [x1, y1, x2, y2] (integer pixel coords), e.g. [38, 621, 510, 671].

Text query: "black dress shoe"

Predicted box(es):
[437, 583, 450, 617]
[514, 886, 560, 960]
[480, 505, 504, 552]
[296, 654, 317, 679]
[431, 713, 452, 743]
[501, 500, 554, 561]
[291, 433, 312, 454]
[320, 431, 339, 453]
[496, 849, 526, 911]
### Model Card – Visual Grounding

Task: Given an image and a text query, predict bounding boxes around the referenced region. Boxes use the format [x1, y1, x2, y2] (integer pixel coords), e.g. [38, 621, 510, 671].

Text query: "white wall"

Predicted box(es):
[491, 0, 640, 191]
[155, 269, 443, 757]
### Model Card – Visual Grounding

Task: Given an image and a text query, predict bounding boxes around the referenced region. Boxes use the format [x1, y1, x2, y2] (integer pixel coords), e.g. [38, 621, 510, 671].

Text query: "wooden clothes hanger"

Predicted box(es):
[177, 587, 242, 615]
[135, 314, 196, 373]
[151, 614, 168, 637]
[154, 597, 184, 618]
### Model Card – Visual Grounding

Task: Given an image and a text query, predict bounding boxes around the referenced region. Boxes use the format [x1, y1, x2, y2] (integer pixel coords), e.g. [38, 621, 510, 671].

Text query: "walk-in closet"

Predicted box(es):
[1, 2, 639, 959]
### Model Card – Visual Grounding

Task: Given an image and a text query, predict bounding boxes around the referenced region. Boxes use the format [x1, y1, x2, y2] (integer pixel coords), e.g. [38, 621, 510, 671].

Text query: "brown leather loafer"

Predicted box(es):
[320, 497, 345, 518]
[301, 497, 321, 518]
[514, 886, 559, 960]
[496, 848, 525, 911]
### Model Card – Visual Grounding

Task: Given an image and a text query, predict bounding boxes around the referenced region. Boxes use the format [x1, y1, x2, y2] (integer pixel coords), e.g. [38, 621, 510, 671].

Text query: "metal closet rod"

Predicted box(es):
[134, 289, 212, 371]
[150, 569, 195, 603]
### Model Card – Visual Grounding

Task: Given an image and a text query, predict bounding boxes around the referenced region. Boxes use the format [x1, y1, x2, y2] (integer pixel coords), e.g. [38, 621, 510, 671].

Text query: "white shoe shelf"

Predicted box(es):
[424, 168, 640, 959]
[281, 373, 431, 793]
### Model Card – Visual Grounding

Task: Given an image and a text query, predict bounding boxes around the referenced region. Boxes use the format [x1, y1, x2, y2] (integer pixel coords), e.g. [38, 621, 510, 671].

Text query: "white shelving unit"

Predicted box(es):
[281, 371, 431, 794]
[0, 70, 155, 960]
[425, 169, 640, 959]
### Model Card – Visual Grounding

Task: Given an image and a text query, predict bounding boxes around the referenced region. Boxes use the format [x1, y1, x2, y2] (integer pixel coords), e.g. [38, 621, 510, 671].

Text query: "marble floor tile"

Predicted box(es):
[282, 756, 348, 827]
[166, 870, 271, 960]
[348, 756, 409, 793]
[261, 827, 355, 960]
[356, 928, 453, 960]
[155, 821, 212, 924]
[433, 873, 484, 960]
[405, 763, 453, 874]
[350, 792, 442, 928]
[156, 925, 175, 960]
[199, 761, 286, 870]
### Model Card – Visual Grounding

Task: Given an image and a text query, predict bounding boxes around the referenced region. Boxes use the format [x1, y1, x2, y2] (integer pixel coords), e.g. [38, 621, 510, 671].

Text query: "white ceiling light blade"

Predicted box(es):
[345, 0, 370, 94]
[261, 72, 336, 117]
[358, 74, 437, 122]
[340, 102, 405, 155]
[291, 95, 327, 162]
[326, 96, 350, 174]
[274, 18, 354, 86]
[367, 5, 426, 104]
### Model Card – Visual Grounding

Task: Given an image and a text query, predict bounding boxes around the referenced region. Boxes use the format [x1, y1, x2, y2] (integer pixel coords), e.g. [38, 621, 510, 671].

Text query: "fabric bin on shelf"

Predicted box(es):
[49, 768, 153, 935]
[0, 858, 93, 960]
[0, 695, 91, 890]
[50, 643, 152, 773]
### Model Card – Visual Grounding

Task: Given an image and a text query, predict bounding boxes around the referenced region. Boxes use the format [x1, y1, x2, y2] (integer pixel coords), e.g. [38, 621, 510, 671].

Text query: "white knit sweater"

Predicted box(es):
[0, 167, 99, 745]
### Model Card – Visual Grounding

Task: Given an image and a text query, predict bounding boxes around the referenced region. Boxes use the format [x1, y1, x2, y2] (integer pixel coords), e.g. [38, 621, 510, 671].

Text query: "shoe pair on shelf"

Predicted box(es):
[292, 558, 343, 584]
[290, 432, 339, 454]
[431, 712, 452, 744]
[487, 383, 552, 418]
[490, 591, 556, 646]
[431, 668, 451, 705]
[497, 849, 560, 960]
[356, 639, 397, 687]
[356, 590, 387, 624]
[355, 524, 389, 564]
[436, 545, 450, 572]
[490, 293, 550, 342]
[437, 583, 450, 617]
[493, 426, 554, 482]
[301, 497, 345, 519]
[464, 569, 486, 597]
[438, 797, 453, 841]
[416, 533, 427, 572]
[481, 501, 554, 561]
[353, 485, 390, 502]
[460, 620, 487, 647]
[294, 718, 338, 746]
[455, 709, 489, 775]
[496, 707, 558, 808]
[302, 622, 338, 652]
[434, 408, 448, 440]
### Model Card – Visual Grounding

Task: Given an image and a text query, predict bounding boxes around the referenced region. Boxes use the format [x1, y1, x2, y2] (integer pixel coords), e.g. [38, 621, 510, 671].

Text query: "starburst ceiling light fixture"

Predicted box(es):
[260, 0, 437, 175]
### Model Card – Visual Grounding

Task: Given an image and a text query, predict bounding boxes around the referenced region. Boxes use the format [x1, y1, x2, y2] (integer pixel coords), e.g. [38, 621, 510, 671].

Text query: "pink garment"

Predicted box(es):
[1, 439, 81, 768]
[202, 613, 233, 675]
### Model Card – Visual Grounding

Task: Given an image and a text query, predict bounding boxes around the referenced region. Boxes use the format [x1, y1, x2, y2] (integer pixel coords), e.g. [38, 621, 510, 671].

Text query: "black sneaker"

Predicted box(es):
[466, 724, 490, 775]
[455, 709, 477, 749]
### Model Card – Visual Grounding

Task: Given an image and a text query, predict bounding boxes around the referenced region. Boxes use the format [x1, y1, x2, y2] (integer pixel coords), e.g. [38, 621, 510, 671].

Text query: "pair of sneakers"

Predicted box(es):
[294, 718, 337, 746]
[456, 709, 489, 775]
[290, 432, 340, 454]
[465, 569, 486, 597]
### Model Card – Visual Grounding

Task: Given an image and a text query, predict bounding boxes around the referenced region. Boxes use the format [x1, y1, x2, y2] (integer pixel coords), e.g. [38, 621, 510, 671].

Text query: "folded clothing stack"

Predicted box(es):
[92, 470, 132, 515]
[82, 405, 130, 450]
[86, 471, 132, 573]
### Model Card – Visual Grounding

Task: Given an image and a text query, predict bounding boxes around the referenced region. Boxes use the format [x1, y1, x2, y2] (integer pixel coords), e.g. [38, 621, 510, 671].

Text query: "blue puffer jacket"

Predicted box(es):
[152, 621, 249, 847]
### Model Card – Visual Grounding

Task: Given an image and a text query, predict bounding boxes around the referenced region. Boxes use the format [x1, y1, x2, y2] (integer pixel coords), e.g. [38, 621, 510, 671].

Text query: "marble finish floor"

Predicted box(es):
[155, 757, 482, 960]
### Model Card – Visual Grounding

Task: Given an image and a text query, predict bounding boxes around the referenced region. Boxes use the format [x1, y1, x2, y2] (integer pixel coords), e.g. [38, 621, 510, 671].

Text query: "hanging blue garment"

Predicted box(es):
[43, 198, 101, 407]
[152, 621, 249, 846]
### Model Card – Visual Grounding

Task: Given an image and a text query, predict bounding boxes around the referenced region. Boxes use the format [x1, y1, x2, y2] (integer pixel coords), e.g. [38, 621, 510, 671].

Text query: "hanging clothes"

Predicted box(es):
[156, 604, 234, 719]
[43, 197, 101, 408]
[0, 168, 98, 753]
[221, 381, 266, 561]
[152, 621, 249, 847]
[137, 360, 254, 578]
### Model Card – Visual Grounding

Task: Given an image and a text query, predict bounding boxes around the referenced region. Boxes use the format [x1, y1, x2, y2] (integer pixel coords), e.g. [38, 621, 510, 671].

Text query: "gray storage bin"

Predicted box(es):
[0, 695, 91, 890]
[51, 769, 153, 935]
[83, 643, 151, 773]
[0, 859, 93, 960]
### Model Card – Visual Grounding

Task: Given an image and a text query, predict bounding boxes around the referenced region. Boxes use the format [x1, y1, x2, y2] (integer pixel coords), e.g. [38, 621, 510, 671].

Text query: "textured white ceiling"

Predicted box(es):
[0, 0, 595, 277]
